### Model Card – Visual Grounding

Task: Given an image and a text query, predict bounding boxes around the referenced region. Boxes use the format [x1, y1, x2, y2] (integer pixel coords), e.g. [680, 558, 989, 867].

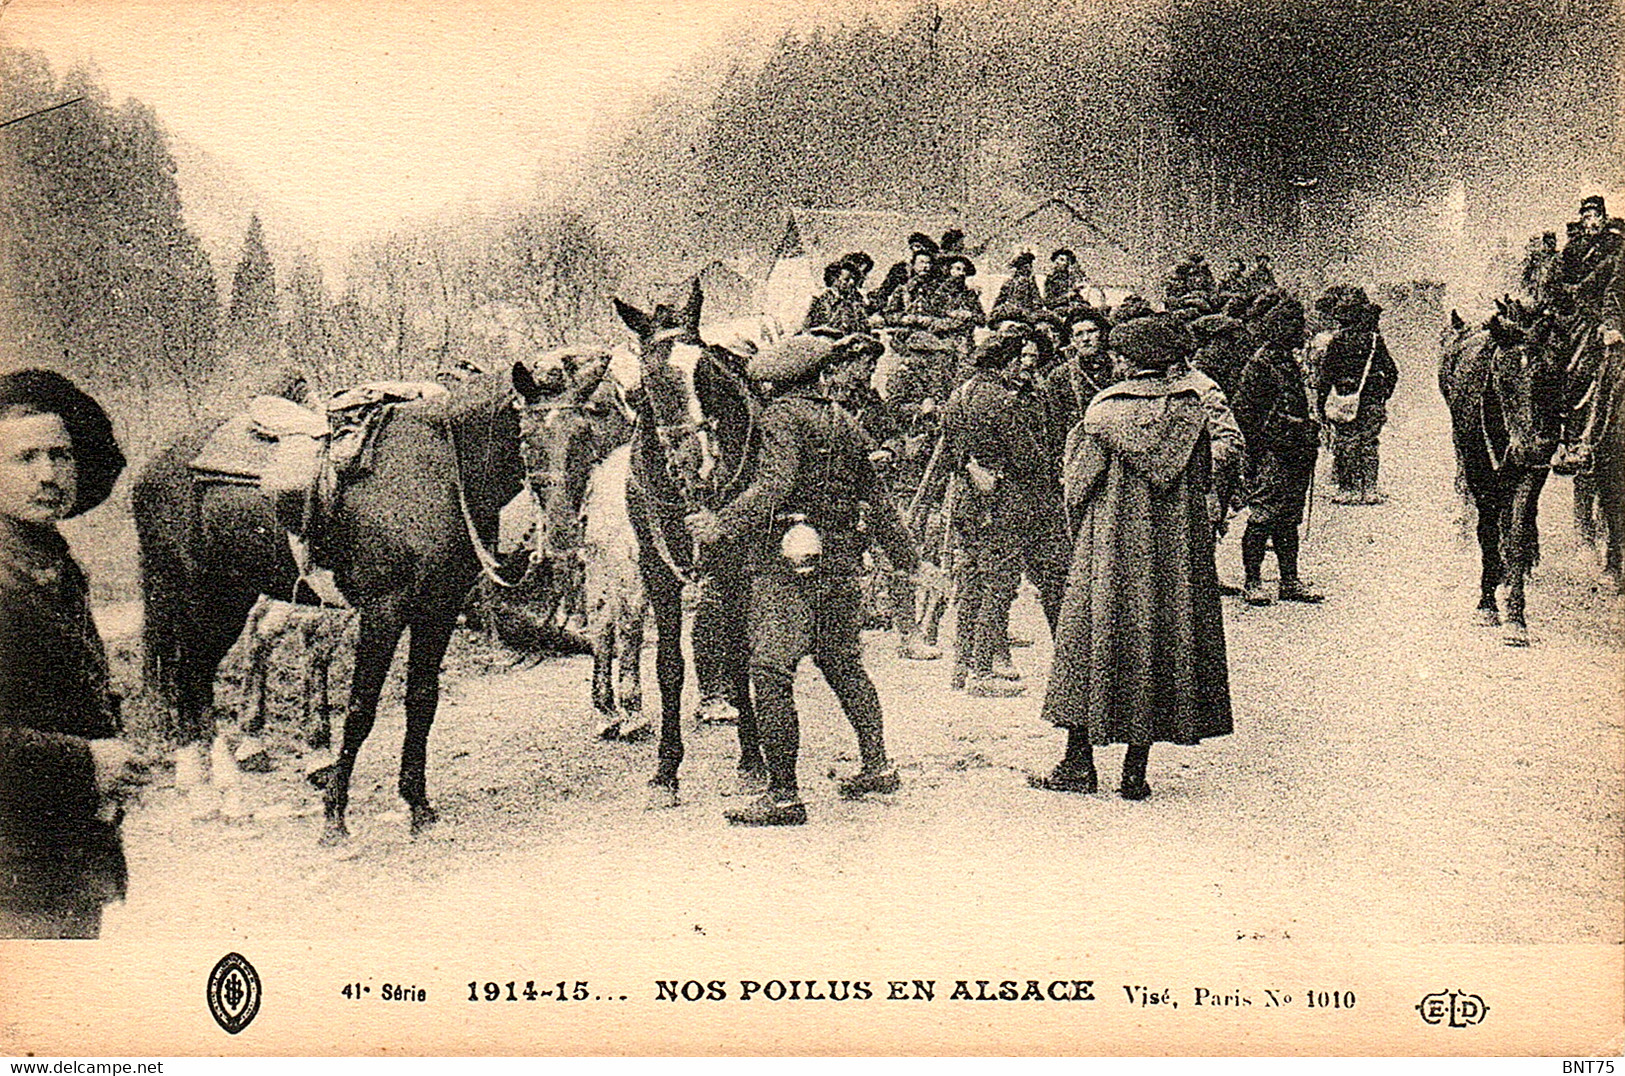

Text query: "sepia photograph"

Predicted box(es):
[0, 0, 1620, 1057]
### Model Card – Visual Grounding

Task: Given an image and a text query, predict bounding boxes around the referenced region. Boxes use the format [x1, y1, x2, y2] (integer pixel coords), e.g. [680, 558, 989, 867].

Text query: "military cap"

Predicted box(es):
[823, 260, 852, 287]
[1580, 195, 1607, 216]
[0, 368, 125, 517]
[746, 334, 840, 383]
[907, 232, 939, 254]
[940, 228, 966, 253]
[1110, 315, 1191, 371]
[1050, 248, 1077, 265]
[940, 254, 977, 277]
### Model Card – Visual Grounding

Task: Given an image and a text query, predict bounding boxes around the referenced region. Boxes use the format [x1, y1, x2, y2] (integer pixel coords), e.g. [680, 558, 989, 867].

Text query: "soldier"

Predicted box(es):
[1216, 257, 1250, 301]
[1242, 253, 1277, 296]
[1552, 195, 1625, 474]
[1317, 289, 1398, 504]
[802, 257, 871, 336]
[822, 334, 941, 661]
[992, 251, 1044, 323]
[685, 335, 919, 826]
[942, 331, 1067, 697]
[1044, 249, 1079, 309]
[871, 232, 939, 313]
[1232, 296, 1324, 606]
[1041, 308, 1116, 464]
[1188, 312, 1249, 401]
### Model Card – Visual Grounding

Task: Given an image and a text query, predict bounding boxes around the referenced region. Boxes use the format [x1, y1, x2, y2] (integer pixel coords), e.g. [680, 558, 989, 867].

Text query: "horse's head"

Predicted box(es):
[1483, 297, 1568, 463]
[614, 279, 723, 503]
[512, 349, 619, 559]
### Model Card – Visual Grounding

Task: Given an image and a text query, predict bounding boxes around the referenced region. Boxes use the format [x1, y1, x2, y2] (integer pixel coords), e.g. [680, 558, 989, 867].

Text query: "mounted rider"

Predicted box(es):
[1551, 194, 1625, 475]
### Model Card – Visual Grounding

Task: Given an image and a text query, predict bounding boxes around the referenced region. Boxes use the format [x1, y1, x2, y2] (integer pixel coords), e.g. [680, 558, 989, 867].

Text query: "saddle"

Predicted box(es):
[188, 381, 449, 603]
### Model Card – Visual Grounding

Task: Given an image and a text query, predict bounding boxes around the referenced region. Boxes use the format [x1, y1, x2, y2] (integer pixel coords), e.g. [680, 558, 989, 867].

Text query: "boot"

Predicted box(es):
[899, 635, 943, 661]
[1242, 580, 1272, 606]
[1273, 524, 1324, 603]
[724, 793, 807, 826]
[837, 763, 901, 799]
[950, 663, 969, 691]
[1241, 523, 1270, 605]
[1027, 729, 1098, 793]
[1120, 743, 1152, 801]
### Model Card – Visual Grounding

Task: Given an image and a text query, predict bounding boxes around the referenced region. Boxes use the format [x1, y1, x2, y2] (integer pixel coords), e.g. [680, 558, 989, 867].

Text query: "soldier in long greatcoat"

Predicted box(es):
[1030, 316, 1239, 800]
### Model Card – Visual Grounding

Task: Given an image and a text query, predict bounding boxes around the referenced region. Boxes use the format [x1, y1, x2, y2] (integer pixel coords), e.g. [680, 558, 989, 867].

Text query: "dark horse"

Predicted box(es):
[135, 358, 606, 841]
[1439, 300, 1569, 644]
[613, 281, 768, 806]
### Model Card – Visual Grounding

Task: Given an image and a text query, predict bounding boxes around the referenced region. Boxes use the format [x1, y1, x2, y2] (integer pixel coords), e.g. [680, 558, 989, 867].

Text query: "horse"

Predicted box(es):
[1591, 342, 1625, 589]
[577, 443, 650, 741]
[612, 280, 769, 806]
[134, 357, 607, 842]
[1439, 301, 1569, 644]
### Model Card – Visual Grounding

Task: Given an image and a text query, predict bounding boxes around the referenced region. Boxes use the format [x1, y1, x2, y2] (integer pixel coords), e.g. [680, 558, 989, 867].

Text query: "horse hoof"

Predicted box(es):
[1474, 607, 1501, 627]
[619, 719, 653, 743]
[645, 784, 680, 810]
[318, 820, 349, 847]
[696, 696, 739, 726]
[1502, 622, 1530, 647]
[409, 804, 439, 834]
[596, 720, 622, 741]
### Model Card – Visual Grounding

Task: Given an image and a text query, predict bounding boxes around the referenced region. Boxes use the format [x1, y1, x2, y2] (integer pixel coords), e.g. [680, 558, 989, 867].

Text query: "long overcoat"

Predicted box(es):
[1041, 373, 1235, 745]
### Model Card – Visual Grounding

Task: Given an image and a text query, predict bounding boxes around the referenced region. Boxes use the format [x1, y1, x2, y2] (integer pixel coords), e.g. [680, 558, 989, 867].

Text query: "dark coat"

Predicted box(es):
[1042, 373, 1235, 744]
[0, 519, 126, 935]
[802, 286, 871, 336]
[1233, 344, 1319, 527]
[993, 272, 1044, 318]
[1316, 327, 1398, 422]
[1041, 355, 1119, 459]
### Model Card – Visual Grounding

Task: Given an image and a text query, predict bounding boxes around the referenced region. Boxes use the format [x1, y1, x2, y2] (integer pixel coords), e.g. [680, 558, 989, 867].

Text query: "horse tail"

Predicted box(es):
[131, 447, 196, 732]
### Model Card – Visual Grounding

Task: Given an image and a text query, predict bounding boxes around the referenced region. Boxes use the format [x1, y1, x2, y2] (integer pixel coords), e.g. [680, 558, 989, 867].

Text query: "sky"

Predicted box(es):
[0, 0, 835, 272]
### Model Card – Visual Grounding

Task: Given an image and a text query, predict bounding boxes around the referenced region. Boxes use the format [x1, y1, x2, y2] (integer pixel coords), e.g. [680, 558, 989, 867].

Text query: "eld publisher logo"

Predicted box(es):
[1415, 990, 1488, 1027]
[207, 952, 262, 1035]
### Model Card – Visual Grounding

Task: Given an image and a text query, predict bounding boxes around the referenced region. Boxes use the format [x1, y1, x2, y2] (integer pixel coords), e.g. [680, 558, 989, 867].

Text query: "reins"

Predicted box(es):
[445, 396, 536, 590]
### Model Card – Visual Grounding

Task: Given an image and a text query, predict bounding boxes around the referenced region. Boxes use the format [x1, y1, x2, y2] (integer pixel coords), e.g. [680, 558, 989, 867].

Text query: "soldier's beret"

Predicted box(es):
[907, 232, 939, 254]
[746, 334, 839, 383]
[1110, 315, 1191, 371]
[1580, 194, 1607, 216]
[1010, 251, 1035, 270]
[902, 331, 956, 354]
[1050, 248, 1077, 264]
[0, 368, 125, 517]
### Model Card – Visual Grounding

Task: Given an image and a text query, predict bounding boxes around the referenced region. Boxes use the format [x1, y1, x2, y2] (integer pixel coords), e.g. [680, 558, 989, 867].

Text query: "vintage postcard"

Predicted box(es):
[0, 0, 1620, 1058]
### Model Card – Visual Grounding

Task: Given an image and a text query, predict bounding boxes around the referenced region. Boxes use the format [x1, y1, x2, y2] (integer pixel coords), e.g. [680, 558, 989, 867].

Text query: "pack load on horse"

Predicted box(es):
[1439, 299, 1572, 644]
[134, 355, 610, 842]
[612, 280, 771, 807]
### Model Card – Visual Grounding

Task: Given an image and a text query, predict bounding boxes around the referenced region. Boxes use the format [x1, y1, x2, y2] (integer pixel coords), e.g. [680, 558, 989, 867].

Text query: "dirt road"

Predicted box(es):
[100, 335, 1621, 966]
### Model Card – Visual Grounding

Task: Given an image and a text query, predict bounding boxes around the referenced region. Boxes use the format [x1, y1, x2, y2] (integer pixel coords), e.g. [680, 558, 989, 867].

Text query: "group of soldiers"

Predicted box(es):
[679, 224, 1405, 824]
[1519, 194, 1624, 476]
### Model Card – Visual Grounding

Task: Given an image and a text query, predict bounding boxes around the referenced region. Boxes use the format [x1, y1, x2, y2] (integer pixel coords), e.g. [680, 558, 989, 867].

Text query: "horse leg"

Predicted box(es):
[617, 600, 651, 742]
[177, 596, 258, 804]
[399, 606, 458, 835]
[1501, 472, 1546, 646]
[1574, 473, 1599, 548]
[719, 565, 765, 784]
[322, 598, 407, 844]
[591, 614, 619, 739]
[1473, 490, 1504, 626]
[646, 569, 685, 807]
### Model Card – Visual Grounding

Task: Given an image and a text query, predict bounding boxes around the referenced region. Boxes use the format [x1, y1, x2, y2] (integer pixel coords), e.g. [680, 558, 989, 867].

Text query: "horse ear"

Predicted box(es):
[681, 278, 704, 330]
[614, 298, 653, 340]
[1450, 310, 1465, 331]
[512, 361, 542, 404]
[569, 352, 611, 401]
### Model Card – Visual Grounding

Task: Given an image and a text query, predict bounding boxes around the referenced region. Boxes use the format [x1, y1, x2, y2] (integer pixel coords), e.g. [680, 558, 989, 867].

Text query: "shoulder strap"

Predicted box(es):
[1354, 331, 1379, 395]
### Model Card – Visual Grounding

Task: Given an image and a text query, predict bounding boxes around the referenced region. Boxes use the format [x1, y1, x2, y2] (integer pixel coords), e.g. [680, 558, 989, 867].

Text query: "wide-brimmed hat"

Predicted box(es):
[1580, 194, 1607, 216]
[1111, 294, 1155, 325]
[829, 332, 884, 365]
[902, 331, 955, 354]
[907, 232, 939, 254]
[746, 334, 839, 383]
[1050, 248, 1077, 265]
[940, 254, 976, 277]
[1110, 315, 1192, 371]
[1010, 251, 1036, 271]
[0, 368, 125, 517]
[823, 260, 852, 287]
[840, 251, 874, 277]
[940, 228, 966, 253]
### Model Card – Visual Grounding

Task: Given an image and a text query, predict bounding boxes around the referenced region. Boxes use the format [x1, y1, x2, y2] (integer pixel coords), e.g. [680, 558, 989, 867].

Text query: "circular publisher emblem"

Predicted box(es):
[207, 952, 262, 1035]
